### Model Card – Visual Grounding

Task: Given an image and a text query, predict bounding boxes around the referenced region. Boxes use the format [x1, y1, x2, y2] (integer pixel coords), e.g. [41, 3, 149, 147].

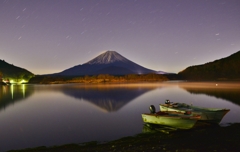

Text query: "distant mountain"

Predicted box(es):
[155, 71, 165, 74]
[0, 59, 34, 83]
[178, 50, 240, 80]
[56, 51, 158, 76]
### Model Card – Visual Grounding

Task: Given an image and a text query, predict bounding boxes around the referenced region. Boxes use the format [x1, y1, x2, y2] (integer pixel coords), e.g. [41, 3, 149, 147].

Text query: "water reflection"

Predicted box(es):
[60, 84, 156, 112]
[0, 85, 34, 111]
[178, 82, 240, 106]
[0, 82, 239, 151]
[142, 123, 178, 134]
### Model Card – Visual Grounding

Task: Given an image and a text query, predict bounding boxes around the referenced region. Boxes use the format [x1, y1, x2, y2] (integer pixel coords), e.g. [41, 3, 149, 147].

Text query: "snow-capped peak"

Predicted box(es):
[87, 51, 129, 64]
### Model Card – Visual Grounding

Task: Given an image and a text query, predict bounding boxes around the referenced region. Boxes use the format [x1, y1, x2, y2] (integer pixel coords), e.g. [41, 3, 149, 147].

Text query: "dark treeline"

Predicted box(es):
[0, 60, 34, 83]
[178, 50, 240, 81]
[28, 73, 169, 84]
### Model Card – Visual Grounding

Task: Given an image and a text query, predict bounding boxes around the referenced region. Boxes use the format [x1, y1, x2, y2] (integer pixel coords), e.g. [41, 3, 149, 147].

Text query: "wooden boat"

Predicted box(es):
[159, 100, 230, 124]
[142, 105, 201, 129]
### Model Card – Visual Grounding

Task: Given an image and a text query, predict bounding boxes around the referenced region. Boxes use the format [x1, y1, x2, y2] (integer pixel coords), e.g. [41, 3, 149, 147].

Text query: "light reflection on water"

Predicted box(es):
[0, 82, 240, 151]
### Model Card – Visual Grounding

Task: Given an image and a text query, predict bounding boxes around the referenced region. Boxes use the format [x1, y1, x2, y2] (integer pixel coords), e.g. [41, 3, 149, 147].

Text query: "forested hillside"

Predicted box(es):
[0, 59, 34, 83]
[178, 51, 240, 81]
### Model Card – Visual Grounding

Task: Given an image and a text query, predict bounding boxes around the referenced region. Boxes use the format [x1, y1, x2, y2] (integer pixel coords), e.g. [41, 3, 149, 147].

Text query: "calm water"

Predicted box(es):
[0, 82, 240, 151]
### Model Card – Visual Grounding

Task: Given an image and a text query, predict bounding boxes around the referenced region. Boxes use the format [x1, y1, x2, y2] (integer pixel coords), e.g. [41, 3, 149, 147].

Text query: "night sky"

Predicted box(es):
[1, 0, 240, 74]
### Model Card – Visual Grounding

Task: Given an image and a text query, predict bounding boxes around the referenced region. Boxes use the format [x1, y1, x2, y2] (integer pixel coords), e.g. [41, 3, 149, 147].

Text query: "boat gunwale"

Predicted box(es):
[160, 103, 230, 112]
[141, 111, 201, 120]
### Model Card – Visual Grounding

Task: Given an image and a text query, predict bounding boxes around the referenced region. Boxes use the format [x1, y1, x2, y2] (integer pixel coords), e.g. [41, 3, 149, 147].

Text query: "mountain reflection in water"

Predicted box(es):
[0, 82, 239, 152]
[61, 84, 156, 112]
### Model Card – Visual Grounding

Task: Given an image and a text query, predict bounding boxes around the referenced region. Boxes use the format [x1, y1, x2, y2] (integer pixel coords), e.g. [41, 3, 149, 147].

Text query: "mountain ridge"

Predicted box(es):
[178, 50, 240, 80]
[56, 51, 159, 76]
[87, 51, 129, 64]
[0, 59, 34, 83]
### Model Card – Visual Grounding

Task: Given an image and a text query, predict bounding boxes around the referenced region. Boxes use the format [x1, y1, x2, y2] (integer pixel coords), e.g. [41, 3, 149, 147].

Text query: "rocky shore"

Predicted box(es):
[8, 123, 240, 152]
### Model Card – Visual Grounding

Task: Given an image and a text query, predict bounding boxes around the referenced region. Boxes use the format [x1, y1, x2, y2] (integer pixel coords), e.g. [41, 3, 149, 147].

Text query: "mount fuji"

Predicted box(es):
[56, 51, 159, 76]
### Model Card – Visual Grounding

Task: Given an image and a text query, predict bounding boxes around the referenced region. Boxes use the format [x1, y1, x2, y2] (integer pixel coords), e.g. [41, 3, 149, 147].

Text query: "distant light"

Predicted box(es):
[10, 80, 15, 83]
[20, 80, 27, 84]
[9, 79, 27, 84]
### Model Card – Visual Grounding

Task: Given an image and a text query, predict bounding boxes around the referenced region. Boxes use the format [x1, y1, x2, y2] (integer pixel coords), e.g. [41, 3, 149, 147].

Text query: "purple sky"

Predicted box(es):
[0, 0, 240, 74]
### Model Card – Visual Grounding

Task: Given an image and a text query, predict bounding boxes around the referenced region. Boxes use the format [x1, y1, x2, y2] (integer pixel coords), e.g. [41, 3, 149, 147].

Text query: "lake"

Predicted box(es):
[0, 82, 240, 151]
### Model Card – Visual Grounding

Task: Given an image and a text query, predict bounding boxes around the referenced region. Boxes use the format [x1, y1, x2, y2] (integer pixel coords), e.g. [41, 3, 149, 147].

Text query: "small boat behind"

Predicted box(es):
[159, 100, 230, 124]
[142, 105, 201, 129]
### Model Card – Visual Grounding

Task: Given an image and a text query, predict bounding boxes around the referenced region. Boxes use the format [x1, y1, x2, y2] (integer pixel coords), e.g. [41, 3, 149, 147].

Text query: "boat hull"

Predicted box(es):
[141, 113, 199, 129]
[160, 103, 230, 124]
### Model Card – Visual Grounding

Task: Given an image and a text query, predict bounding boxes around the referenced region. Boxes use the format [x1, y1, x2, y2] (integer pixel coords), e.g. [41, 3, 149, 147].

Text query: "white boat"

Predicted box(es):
[142, 105, 201, 129]
[159, 100, 230, 124]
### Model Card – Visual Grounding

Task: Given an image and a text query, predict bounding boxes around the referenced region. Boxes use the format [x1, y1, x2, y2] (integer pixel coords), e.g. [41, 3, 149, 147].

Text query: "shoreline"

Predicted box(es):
[8, 123, 240, 152]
